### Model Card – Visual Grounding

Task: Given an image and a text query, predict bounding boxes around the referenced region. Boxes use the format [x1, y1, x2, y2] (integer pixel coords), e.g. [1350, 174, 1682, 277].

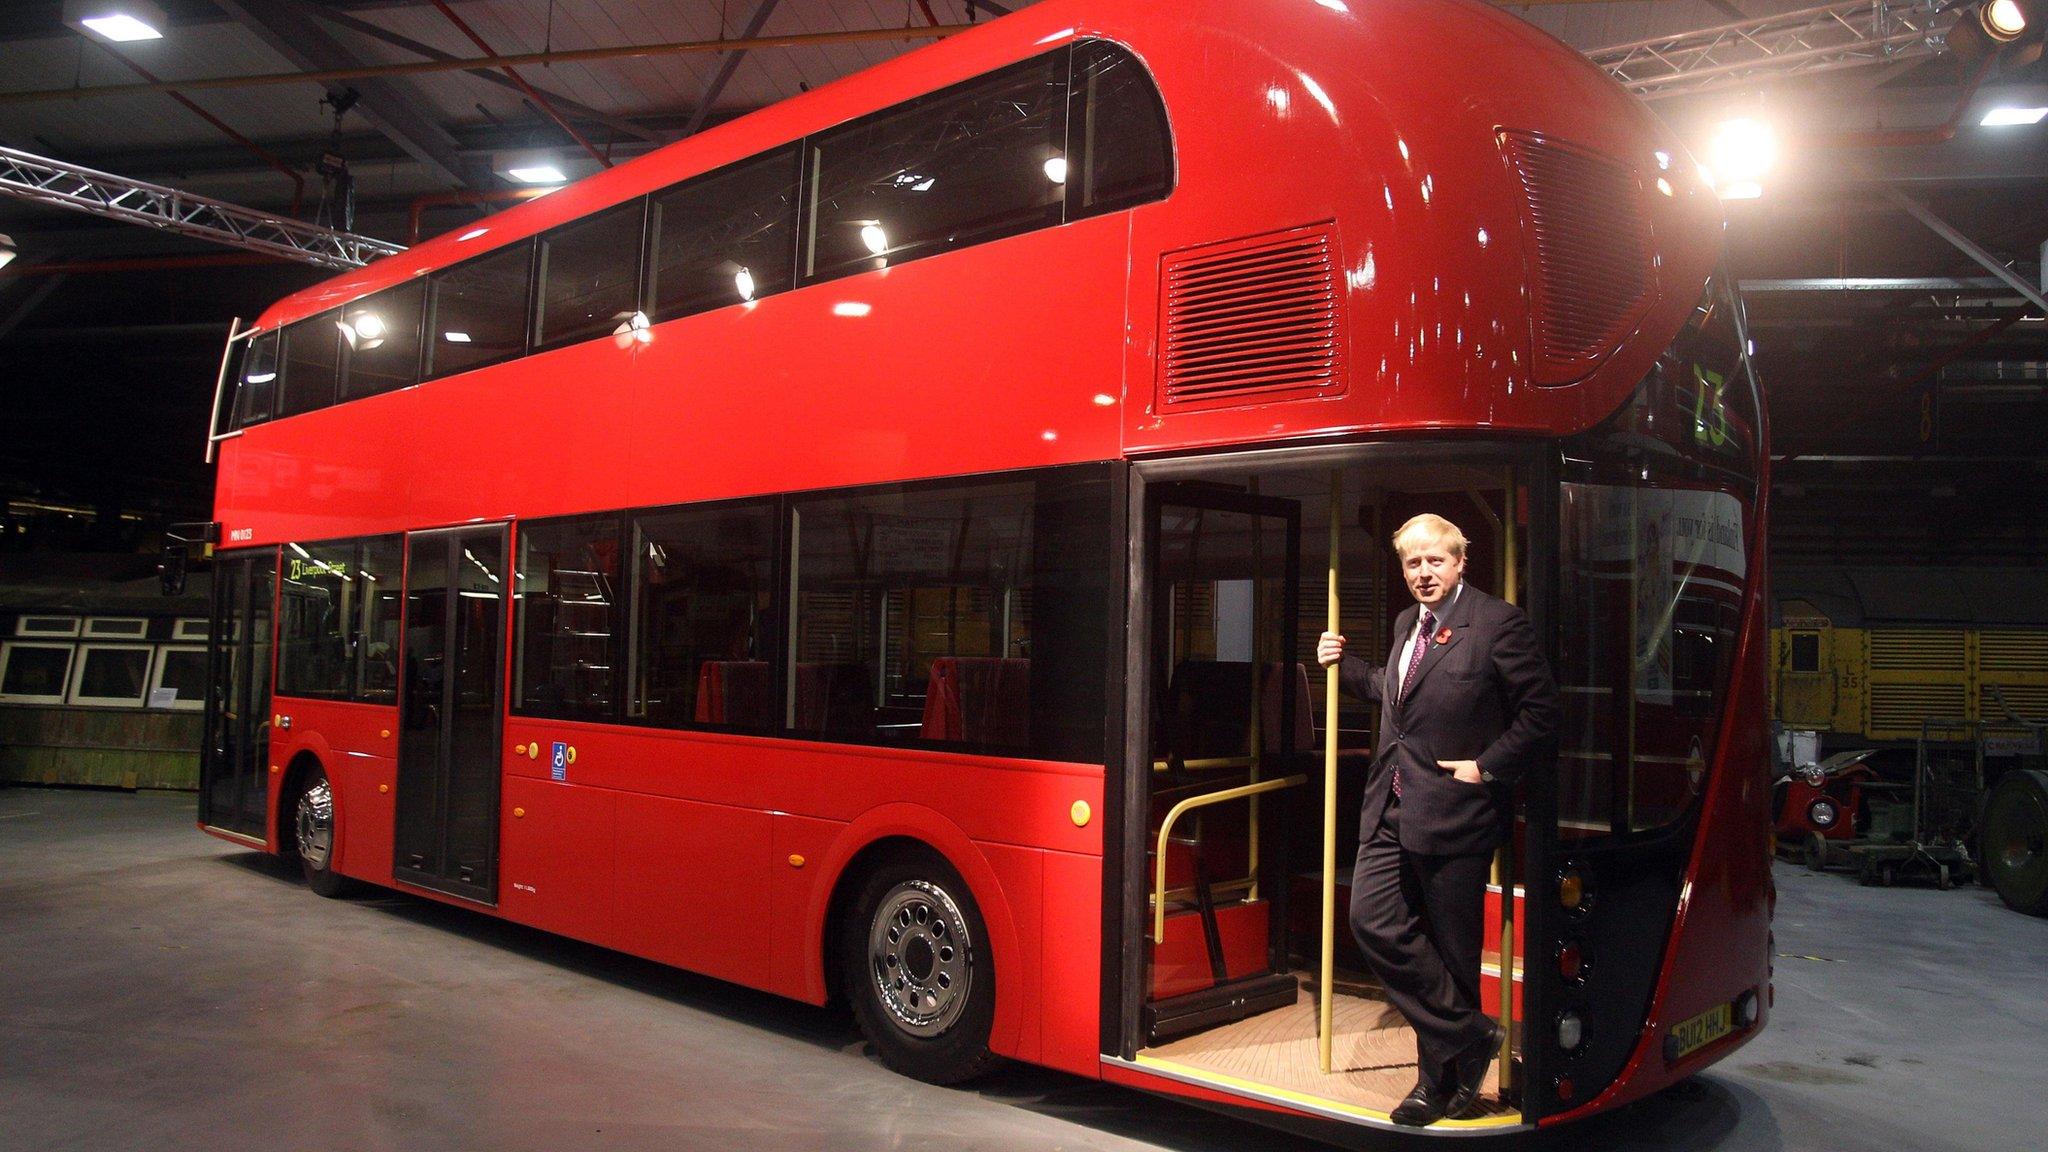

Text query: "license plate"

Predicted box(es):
[1669, 1003, 1733, 1060]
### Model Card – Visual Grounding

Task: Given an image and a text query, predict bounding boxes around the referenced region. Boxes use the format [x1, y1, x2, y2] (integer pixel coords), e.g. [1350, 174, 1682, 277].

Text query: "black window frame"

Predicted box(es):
[337, 279, 429, 403]
[531, 198, 651, 355]
[234, 37, 1173, 426]
[511, 512, 631, 723]
[277, 309, 345, 419]
[423, 237, 538, 381]
[625, 495, 786, 733]
[271, 533, 407, 704]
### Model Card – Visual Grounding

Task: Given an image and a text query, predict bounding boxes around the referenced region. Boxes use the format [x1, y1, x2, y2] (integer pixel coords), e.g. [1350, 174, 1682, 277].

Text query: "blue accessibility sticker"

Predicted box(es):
[551, 741, 567, 781]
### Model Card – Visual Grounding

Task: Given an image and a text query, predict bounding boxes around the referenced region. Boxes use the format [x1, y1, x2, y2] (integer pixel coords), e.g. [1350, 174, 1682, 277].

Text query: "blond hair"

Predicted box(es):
[1392, 513, 1468, 559]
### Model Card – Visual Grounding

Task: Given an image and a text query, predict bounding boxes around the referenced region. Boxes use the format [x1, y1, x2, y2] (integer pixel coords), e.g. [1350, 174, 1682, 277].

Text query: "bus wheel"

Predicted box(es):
[1804, 832, 1829, 872]
[843, 855, 998, 1085]
[294, 768, 355, 899]
[1982, 770, 2048, 916]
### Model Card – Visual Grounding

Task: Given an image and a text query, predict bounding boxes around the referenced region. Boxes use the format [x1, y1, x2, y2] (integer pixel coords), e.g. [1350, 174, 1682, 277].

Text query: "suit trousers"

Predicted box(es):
[1348, 795, 1495, 1090]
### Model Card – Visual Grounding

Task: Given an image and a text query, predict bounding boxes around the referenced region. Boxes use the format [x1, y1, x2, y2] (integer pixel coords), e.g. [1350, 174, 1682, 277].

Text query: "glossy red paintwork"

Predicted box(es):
[208, 0, 1753, 1130]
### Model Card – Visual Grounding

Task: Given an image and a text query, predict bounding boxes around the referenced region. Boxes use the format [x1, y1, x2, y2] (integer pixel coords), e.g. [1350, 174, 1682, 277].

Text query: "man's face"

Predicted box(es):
[1400, 536, 1465, 609]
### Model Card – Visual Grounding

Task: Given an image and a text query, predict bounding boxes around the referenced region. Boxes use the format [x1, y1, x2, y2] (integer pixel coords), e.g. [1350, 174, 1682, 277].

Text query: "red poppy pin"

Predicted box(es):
[1434, 627, 1455, 646]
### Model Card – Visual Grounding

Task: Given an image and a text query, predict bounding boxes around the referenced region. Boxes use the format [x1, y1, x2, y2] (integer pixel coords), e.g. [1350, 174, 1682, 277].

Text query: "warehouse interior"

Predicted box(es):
[2, 3, 2045, 1150]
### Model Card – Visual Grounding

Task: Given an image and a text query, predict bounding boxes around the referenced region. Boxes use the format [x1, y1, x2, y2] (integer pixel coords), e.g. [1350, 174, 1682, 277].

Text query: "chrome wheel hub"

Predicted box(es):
[296, 779, 334, 871]
[868, 879, 972, 1037]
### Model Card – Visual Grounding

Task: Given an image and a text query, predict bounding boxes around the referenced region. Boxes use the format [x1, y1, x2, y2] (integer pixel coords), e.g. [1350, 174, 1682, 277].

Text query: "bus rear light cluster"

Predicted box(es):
[1558, 941, 1586, 983]
[1735, 989, 1761, 1028]
[1558, 863, 1592, 917]
[1554, 1075, 1576, 1103]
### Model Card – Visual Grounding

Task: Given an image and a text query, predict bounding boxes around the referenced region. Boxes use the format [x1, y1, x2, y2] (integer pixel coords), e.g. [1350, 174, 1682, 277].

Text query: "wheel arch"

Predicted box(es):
[275, 746, 334, 867]
[807, 804, 1028, 1061]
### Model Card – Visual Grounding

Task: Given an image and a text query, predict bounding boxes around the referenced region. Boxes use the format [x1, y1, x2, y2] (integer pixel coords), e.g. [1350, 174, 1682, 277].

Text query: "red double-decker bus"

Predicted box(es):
[187, 0, 1771, 1138]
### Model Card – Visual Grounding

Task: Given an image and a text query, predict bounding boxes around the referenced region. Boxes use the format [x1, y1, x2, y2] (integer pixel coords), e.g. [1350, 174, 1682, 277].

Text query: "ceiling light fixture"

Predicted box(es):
[1706, 116, 1777, 200]
[1979, 0, 2027, 41]
[1980, 105, 2048, 125]
[64, 2, 167, 42]
[506, 165, 568, 185]
[0, 233, 16, 271]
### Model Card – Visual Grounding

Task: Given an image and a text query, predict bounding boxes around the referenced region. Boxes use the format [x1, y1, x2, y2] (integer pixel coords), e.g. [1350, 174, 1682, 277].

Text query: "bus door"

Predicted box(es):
[395, 525, 508, 903]
[1138, 483, 1307, 1042]
[201, 548, 276, 840]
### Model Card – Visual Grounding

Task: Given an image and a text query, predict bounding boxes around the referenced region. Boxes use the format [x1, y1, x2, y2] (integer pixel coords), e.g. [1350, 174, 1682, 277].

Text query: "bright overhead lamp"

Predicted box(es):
[505, 165, 567, 185]
[1980, 106, 2048, 125]
[63, 2, 167, 42]
[1979, 0, 2028, 42]
[0, 233, 16, 271]
[1705, 116, 1777, 199]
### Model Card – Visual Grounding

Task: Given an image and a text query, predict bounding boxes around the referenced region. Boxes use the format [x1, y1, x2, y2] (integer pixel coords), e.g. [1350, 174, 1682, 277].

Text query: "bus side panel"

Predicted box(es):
[271, 697, 399, 878]
[500, 776, 618, 943]
[1040, 848, 1105, 1077]
[980, 841, 1048, 1066]
[612, 792, 774, 989]
[771, 812, 848, 1003]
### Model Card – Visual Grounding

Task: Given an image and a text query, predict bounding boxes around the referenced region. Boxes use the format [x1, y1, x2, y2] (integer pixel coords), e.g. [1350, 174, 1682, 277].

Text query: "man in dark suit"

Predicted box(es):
[1317, 513, 1558, 1125]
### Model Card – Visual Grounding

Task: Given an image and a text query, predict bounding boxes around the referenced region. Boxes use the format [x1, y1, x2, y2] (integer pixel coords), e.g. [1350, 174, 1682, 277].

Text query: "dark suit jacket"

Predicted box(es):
[1339, 584, 1559, 857]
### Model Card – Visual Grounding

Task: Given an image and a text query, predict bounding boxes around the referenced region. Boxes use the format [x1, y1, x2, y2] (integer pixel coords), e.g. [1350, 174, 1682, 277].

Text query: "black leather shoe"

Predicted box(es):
[1443, 1022, 1507, 1119]
[1390, 1082, 1448, 1127]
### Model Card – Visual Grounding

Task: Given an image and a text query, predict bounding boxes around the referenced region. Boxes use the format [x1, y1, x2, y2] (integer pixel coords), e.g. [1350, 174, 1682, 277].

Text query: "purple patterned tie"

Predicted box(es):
[1392, 610, 1435, 799]
[1402, 610, 1436, 702]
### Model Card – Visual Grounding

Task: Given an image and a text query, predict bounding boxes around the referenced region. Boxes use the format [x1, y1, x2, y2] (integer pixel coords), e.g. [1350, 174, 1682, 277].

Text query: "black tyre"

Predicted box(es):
[841, 852, 998, 1085]
[294, 767, 356, 898]
[1982, 769, 2048, 916]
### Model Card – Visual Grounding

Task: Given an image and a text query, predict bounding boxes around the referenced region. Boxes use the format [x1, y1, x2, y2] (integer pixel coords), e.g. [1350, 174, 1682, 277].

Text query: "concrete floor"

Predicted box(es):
[3, 787, 2043, 1152]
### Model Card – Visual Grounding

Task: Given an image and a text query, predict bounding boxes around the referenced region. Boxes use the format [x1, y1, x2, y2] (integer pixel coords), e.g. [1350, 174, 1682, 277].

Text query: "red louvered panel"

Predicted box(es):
[1500, 131, 1656, 386]
[1157, 223, 1342, 411]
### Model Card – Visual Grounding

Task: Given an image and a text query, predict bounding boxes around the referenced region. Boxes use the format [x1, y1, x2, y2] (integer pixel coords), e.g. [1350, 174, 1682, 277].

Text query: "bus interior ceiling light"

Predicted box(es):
[860, 223, 890, 255]
[64, 1, 166, 42]
[1981, 105, 2048, 125]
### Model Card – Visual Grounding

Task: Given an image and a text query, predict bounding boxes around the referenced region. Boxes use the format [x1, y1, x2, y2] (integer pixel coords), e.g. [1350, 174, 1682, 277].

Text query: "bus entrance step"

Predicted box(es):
[1144, 971, 1300, 1045]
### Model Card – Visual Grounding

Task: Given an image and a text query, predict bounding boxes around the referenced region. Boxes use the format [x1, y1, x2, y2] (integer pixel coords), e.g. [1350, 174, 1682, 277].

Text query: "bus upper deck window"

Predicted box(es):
[233, 331, 279, 430]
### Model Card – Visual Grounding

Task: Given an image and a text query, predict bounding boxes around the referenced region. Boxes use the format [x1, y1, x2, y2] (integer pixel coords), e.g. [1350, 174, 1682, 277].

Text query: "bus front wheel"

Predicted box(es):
[294, 767, 356, 899]
[842, 853, 998, 1085]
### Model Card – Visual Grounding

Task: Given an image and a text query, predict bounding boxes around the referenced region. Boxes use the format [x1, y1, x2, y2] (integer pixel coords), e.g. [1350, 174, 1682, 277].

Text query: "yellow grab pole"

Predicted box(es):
[1319, 472, 1341, 1074]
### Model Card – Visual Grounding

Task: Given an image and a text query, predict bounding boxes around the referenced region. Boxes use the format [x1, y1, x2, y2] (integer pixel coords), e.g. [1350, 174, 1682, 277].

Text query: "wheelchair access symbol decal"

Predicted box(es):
[551, 741, 567, 781]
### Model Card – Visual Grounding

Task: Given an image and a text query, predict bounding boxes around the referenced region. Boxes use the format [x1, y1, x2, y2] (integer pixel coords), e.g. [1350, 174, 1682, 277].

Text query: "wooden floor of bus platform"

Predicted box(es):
[1138, 984, 1516, 1123]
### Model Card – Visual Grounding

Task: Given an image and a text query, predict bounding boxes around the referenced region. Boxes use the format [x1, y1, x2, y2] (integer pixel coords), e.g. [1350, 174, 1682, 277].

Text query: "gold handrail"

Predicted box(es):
[1319, 471, 1341, 1073]
[1151, 754, 1259, 773]
[1151, 774, 1307, 944]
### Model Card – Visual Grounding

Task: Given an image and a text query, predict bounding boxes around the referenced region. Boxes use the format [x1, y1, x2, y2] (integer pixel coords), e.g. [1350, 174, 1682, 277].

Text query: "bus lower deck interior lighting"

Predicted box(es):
[507, 165, 568, 185]
[1981, 106, 2048, 125]
[443, 331, 472, 343]
[66, 2, 167, 42]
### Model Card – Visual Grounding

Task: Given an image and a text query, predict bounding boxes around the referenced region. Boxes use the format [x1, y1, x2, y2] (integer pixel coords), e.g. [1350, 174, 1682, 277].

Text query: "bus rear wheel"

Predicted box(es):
[294, 767, 356, 899]
[842, 854, 998, 1085]
[1983, 769, 2048, 916]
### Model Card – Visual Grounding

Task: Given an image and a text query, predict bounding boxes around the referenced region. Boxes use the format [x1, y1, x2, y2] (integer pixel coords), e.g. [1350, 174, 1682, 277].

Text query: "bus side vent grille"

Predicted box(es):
[1500, 131, 1655, 386]
[1157, 223, 1342, 411]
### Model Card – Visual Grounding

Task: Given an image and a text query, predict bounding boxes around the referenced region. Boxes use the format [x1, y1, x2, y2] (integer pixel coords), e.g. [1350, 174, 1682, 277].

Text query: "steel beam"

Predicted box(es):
[1740, 277, 2019, 293]
[213, 0, 477, 190]
[684, 0, 785, 139]
[1587, 1, 1947, 102]
[1885, 189, 2048, 315]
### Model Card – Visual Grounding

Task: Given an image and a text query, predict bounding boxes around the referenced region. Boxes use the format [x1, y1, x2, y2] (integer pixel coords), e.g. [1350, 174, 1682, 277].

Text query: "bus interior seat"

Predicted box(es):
[919, 657, 1030, 747]
[693, 660, 774, 729]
